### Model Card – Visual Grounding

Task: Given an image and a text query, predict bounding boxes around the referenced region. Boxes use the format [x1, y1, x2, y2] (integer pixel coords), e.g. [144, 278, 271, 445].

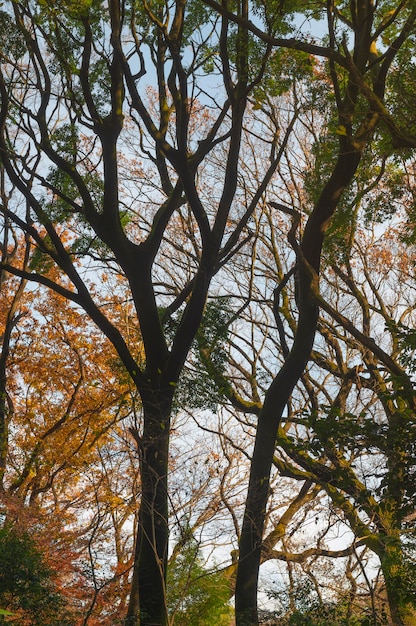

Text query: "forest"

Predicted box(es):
[1, 1, 416, 625]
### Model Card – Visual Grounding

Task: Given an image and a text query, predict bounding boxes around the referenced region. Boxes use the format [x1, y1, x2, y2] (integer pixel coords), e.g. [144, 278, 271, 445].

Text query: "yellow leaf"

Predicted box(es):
[335, 125, 348, 136]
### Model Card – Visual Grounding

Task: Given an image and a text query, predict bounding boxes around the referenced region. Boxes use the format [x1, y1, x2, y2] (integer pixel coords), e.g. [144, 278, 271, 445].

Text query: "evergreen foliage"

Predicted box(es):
[0, 524, 71, 626]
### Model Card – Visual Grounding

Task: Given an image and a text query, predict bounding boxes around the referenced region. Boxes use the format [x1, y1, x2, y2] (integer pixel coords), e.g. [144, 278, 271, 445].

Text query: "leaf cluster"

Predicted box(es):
[307, 408, 379, 457]
[253, 47, 316, 104]
[381, 542, 416, 610]
[267, 573, 384, 625]
[0, 10, 26, 59]
[167, 533, 232, 626]
[167, 299, 233, 412]
[33, 0, 110, 113]
[384, 35, 416, 137]
[0, 524, 72, 626]
[386, 320, 416, 375]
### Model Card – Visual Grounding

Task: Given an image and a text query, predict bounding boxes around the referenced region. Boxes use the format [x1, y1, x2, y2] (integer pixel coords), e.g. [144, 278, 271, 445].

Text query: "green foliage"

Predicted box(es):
[320, 151, 406, 266]
[361, 162, 407, 226]
[303, 126, 338, 204]
[386, 320, 416, 375]
[303, 406, 377, 457]
[381, 538, 416, 612]
[132, 0, 218, 76]
[45, 165, 104, 222]
[0, 524, 71, 626]
[49, 124, 78, 159]
[302, 401, 416, 506]
[0, 10, 26, 59]
[253, 48, 316, 103]
[167, 534, 232, 626]
[182, 0, 215, 43]
[252, 0, 322, 36]
[33, 0, 109, 112]
[283, 605, 386, 626]
[266, 575, 387, 625]
[169, 299, 233, 412]
[28, 243, 55, 273]
[43, 144, 109, 257]
[37, 0, 97, 19]
[385, 36, 416, 138]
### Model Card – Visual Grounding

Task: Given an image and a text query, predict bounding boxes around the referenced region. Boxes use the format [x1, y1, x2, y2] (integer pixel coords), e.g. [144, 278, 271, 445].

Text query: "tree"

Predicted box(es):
[2, 2, 416, 625]
[0, 267, 141, 624]
[0, 1, 283, 623]
[264, 569, 384, 626]
[1, 235, 252, 624]
[198, 3, 416, 623]
[209, 105, 416, 623]
[272, 215, 416, 626]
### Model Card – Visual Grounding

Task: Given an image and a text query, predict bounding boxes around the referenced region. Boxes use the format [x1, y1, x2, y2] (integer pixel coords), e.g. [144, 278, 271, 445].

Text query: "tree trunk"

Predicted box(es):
[235, 148, 362, 625]
[234, 287, 319, 626]
[126, 393, 172, 626]
[0, 281, 26, 491]
[0, 354, 8, 491]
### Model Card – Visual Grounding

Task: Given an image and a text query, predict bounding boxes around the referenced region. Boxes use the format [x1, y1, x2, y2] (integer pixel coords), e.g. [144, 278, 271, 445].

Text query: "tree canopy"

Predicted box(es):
[1, 1, 416, 625]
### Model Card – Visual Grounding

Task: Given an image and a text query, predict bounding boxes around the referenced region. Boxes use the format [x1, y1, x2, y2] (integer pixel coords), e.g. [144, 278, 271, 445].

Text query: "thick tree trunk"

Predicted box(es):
[235, 149, 362, 626]
[234, 281, 319, 626]
[126, 393, 172, 626]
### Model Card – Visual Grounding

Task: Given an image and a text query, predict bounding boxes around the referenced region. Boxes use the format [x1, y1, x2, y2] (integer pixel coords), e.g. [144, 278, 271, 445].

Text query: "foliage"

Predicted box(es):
[386, 319, 416, 375]
[266, 576, 387, 626]
[0, 524, 71, 626]
[0, 10, 26, 60]
[167, 534, 232, 626]
[168, 299, 233, 412]
[2, 0, 416, 624]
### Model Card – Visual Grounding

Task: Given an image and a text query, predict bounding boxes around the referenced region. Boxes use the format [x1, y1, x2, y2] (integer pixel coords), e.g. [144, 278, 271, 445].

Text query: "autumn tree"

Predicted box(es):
[273, 214, 416, 626]
[0, 0, 290, 623]
[1, 262, 247, 623]
[1, 237, 250, 624]
[3, 2, 416, 626]
[0, 267, 141, 623]
[195, 3, 416, 624]
[208, 92, 416, 625]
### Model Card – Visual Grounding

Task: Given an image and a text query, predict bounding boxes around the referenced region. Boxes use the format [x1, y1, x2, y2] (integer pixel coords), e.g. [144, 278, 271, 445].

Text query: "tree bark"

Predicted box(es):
[0, 275, 27, 491]
[126, 391, 172, 626]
